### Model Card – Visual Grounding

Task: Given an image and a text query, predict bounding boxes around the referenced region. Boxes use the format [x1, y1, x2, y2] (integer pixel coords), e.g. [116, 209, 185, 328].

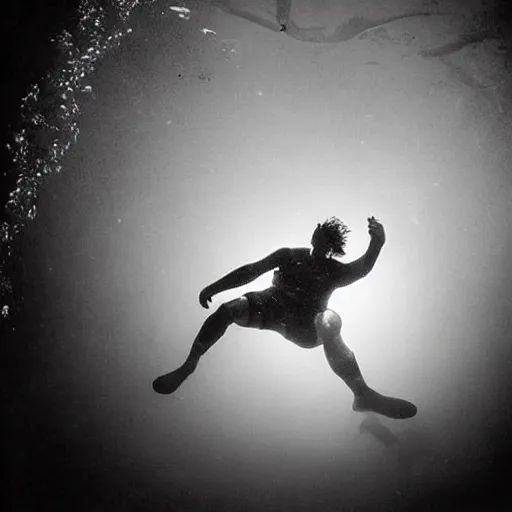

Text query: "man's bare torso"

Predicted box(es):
[272, 247, 347, 313]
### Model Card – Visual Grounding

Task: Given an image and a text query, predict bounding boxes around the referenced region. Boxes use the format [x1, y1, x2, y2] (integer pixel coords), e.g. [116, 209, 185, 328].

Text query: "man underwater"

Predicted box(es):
[153, 216, 417, 420]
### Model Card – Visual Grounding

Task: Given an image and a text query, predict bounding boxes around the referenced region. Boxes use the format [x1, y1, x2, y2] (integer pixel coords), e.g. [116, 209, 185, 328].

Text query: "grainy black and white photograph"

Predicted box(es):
[1, 1, 511, 511]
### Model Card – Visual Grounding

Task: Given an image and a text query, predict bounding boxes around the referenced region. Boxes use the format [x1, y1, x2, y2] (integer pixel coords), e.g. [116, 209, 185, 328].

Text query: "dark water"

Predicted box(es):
[2, 1, 512, 510]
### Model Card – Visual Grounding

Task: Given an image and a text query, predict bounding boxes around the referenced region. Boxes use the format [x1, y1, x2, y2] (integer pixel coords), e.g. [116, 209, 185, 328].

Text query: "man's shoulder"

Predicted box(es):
[270, 247, 309, 268]
[328, 257, 349, 275]
[289, 247, 310, 256]
[284, 247, 310, 262]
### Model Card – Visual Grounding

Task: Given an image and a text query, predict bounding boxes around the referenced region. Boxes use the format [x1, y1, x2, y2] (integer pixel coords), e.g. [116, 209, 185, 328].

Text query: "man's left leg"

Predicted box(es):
[316, 310, 417, 420]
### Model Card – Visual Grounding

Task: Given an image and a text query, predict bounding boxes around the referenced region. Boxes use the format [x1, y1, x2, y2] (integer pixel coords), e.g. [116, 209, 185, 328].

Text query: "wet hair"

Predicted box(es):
[311, 217, 351, 257]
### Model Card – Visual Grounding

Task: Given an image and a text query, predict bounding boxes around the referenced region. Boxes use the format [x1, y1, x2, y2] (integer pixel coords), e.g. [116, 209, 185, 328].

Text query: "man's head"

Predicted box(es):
[311, 217, 350, 259]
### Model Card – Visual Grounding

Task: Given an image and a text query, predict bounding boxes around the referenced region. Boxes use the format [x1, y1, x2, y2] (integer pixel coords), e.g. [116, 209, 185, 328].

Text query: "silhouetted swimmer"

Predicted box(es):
[153, 216, 417, 420]
[276, 0, 291, 32]
[212, 0, 447, 44]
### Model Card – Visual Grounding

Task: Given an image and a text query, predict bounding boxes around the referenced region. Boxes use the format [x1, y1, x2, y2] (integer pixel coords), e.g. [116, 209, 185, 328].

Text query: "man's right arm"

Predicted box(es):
[200, 248, 291, 308]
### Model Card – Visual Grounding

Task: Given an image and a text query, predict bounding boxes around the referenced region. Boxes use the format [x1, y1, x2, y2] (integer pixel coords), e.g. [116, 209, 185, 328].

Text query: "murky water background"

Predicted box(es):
[2, 1, 512, 510]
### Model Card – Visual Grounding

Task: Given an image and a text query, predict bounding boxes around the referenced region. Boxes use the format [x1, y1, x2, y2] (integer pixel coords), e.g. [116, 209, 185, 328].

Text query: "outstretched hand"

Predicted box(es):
[367, 216, 386, 245]
[199, 287, 213, 309]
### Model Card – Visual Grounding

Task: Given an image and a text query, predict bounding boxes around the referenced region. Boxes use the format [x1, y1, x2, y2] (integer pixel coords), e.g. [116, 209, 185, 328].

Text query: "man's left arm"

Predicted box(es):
[336, 216, 385, 287]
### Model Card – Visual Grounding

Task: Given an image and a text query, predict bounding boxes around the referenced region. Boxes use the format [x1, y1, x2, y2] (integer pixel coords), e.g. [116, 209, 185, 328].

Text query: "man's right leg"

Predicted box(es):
[152, 297, 251, 395]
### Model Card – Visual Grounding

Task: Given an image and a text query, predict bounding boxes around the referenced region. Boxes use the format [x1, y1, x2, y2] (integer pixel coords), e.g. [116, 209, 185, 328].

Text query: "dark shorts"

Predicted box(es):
[243, 287, 321, 348]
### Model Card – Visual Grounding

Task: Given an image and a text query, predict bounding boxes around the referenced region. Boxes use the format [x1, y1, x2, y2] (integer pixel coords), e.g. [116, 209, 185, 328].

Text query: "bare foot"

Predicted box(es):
[353, 388, 417, 419]
[152, 362, 196, 395]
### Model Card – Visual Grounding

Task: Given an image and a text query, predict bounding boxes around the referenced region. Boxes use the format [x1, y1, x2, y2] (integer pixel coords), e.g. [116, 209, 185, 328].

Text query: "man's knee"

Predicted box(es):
[218, 297, 251, 326]
[315, 309, 342, 340]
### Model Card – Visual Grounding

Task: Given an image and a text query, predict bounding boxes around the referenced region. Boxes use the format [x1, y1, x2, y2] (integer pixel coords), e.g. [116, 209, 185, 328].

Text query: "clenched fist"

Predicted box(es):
[367, 216, 386, 245]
